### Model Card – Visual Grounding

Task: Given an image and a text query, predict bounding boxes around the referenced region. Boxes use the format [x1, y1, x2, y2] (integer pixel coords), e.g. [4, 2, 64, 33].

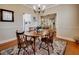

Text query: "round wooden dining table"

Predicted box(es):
[24, 31, 42, 55]
[24, 28, 54, 55]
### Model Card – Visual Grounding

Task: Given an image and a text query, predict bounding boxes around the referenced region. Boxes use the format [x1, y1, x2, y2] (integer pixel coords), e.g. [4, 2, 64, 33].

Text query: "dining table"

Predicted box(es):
[24, 28, 54, 55]
[24, 31, 42, 55]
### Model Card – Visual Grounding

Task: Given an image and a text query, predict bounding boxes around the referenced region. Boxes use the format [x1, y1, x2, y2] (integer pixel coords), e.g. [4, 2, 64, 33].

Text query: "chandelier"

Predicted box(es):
[33, 4, 46, 14]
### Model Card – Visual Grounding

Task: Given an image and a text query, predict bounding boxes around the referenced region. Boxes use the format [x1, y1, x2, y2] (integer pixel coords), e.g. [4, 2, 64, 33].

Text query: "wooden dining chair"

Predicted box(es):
[39, 30, 54, 55]
[16, 30, 27, 54]
[16, 30, 33, 55]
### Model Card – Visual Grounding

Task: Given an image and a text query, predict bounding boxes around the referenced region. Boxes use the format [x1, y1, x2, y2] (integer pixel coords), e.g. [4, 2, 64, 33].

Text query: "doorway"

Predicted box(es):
[41, 13, 56, 31]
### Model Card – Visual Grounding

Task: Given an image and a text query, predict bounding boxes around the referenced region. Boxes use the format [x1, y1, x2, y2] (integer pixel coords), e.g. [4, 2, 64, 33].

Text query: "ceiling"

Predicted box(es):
[24, 4, 59, 10]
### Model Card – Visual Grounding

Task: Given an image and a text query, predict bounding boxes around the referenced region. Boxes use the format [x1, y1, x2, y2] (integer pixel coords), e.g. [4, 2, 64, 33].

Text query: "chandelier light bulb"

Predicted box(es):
[33, 5, 36, 10]
[42, 5, 46, 10]
[38, 4, 41, 7]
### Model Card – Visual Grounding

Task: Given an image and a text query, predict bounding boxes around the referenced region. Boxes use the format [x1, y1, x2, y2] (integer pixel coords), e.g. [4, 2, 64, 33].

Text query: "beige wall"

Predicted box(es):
[44, 4, 79, 40]
[0, 4, 33, 43]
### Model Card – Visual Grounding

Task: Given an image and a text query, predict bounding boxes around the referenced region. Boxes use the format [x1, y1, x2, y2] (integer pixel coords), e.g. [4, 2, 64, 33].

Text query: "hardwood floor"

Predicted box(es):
[0, 38, 79, 55]
[65, 41, 79, 55]
[0, 40, 17, 51]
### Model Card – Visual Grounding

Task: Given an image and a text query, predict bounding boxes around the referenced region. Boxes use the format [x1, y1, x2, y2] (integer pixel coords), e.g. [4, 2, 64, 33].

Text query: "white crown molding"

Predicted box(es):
[23, 4, 60, 10]
[46, 4, 60, 10]
[23, 4, 33, 9]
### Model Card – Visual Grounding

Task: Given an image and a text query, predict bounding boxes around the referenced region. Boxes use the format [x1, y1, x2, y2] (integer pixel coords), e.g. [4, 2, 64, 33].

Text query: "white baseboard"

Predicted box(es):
[0, 37, 16, 44]
[0, 35, 75, 44]
[56, 35, 75, 42]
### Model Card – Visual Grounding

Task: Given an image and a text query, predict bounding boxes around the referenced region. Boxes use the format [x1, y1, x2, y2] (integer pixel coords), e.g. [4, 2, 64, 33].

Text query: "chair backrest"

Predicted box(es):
[42, 29, 54, 42]
[16, 30, 25, 48]
[42, 29, 49, 36]
[49, 31, 54, 39]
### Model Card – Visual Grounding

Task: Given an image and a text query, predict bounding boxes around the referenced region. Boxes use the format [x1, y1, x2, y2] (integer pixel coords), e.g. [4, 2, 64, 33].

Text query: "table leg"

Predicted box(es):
[33, 37, 36, 55]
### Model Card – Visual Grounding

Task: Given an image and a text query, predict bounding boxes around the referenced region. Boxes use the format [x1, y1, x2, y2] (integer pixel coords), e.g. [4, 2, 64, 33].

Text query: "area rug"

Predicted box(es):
[0, 38, 67, 55]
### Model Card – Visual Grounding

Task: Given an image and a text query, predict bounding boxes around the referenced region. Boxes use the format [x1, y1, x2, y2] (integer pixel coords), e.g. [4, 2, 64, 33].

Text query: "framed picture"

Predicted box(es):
[0, 9, 14, 22]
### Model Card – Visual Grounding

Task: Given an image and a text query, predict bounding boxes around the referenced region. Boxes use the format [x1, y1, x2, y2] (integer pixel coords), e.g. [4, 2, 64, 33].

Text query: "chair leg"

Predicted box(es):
[39, 42, 42, 50]
[31, 43, 35, 55]
[18, 48, 21, 55]
[47, 44, 50, 55]
[51, 43, 54, 51]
